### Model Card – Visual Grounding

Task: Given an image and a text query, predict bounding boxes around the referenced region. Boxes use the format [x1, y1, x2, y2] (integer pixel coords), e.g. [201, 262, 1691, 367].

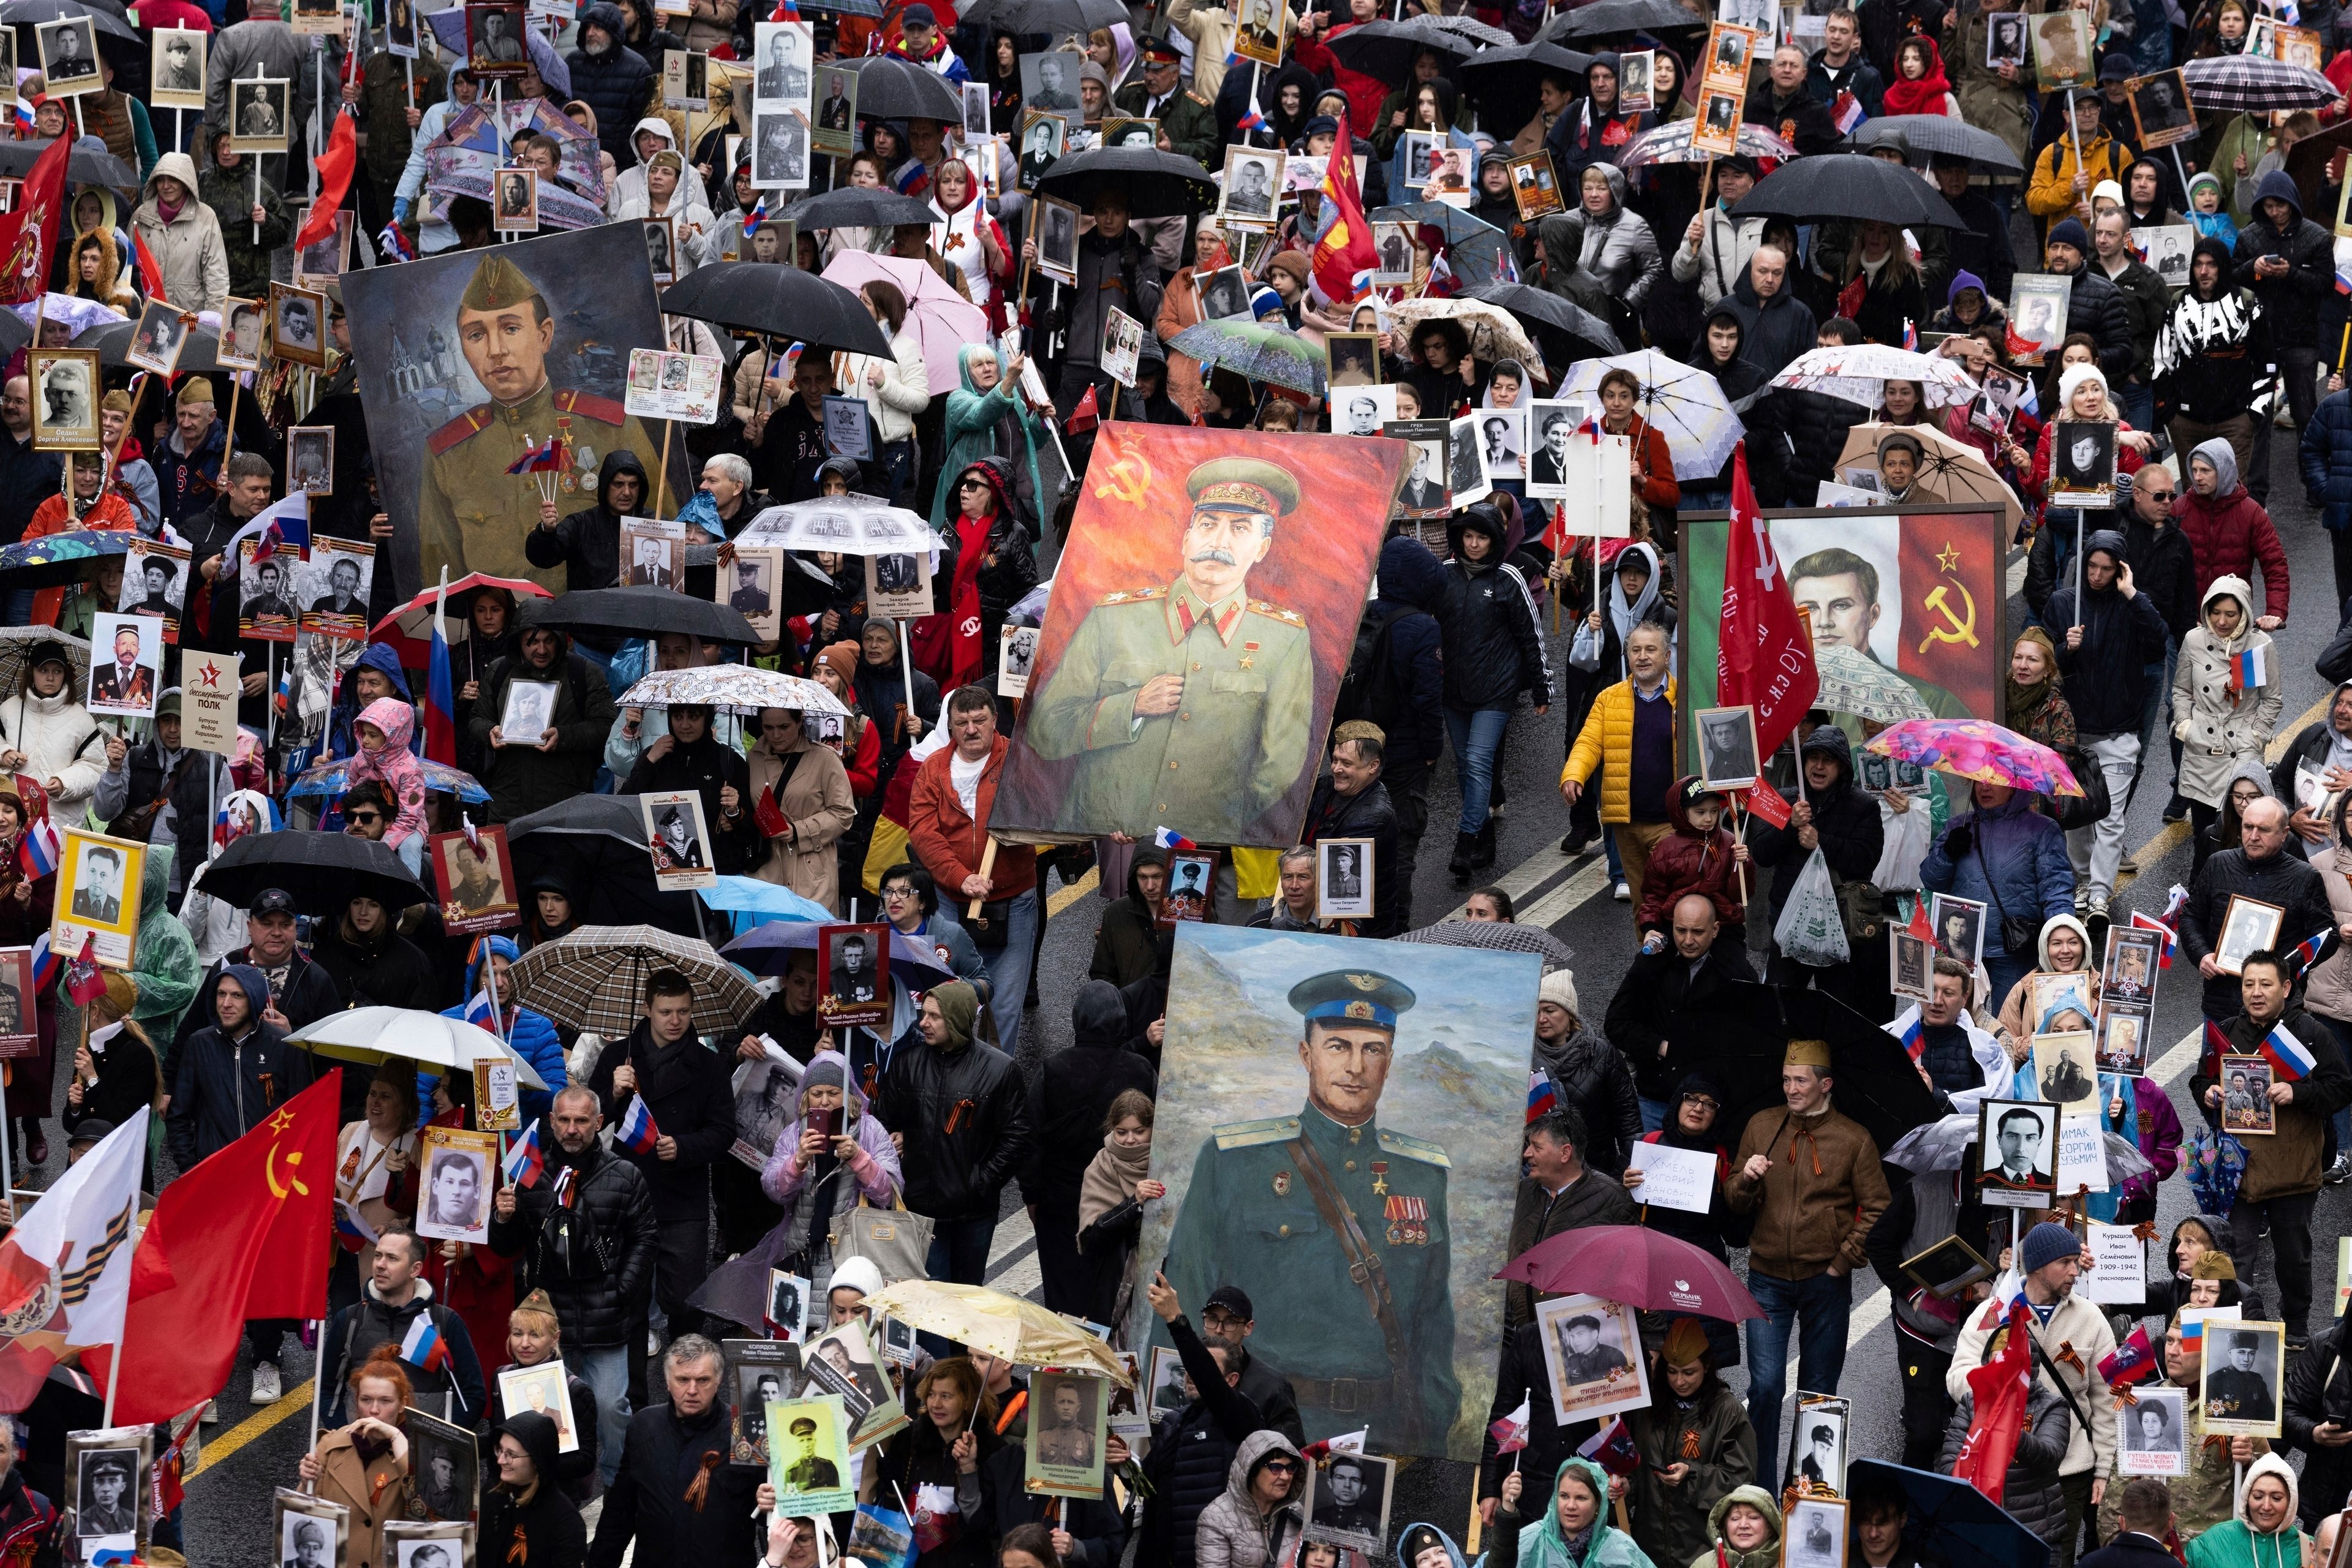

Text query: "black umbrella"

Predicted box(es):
[957, 0, 1125, 31]
[202, 832, 432, 915]
[0, 136, 135, 189]
[1663, 981, 1942, 1154]
[0, 310, 31, 363]
[525, 586, 761, 644]
[838, 55, 963, 122]
[658, 263, 892, 356]
[1033, 145, 1218, 218]
[1732, 153, 1967, 229]
[1849, 115, 2024, 173]
[1325, 16, 1487, 76]
[73, 317, 228, 375]
[506, 795, 706, 938]
[1466, 281, 1623, 357]
[0, 0, 135, 40]
[780, 185, 941, 230]
[1455, 41, 1598, 138]
[1545, 0, 1707, 40]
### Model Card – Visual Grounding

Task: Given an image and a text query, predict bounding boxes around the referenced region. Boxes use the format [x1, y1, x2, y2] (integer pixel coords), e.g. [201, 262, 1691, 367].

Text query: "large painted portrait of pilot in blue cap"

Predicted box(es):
[1138, 922, 1540, 1460]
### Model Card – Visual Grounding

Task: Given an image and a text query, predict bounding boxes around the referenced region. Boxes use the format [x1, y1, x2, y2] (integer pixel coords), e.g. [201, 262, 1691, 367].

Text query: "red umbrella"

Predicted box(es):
[367, 573, 553, 663]
[1495, 1225, 1763, 1321]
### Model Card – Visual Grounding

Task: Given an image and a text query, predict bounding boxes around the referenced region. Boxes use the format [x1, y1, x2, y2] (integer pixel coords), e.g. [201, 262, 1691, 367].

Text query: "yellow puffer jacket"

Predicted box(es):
[1561, 676, 1676, 825]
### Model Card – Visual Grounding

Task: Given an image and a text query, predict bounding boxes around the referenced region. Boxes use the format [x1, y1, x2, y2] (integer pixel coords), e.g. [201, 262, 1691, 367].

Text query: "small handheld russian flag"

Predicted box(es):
[398, 1312, 452, 1373]
[2288, 925, 2334, 976]
[1832, 89, 1865, 133]
[2130, 909, 2179, 968]
[2228, 645, 2268, 692]
[744, 193, 769, 238]
[27, 933, 55, 997]
[1236, 105, 1267, 135]
[1901, 317, 1918, 352]
[2260, 1020, 2318, 1082]
[1489, 1396, 1531, 1454]
[617, 1093, 661, 1155]
[379, 221, 417, 263]
[333, 1198, 377, 1254]
[17, 816, 59, 881]
[506, 434, 566, 475]
[1888, 1003, 1926, 1066]
[1152, 827, 1198, 851]
[503, 1118, 546, 1188]
[1578, 1416, 1642, 1477]
[1525, 1071, 1557, 1123]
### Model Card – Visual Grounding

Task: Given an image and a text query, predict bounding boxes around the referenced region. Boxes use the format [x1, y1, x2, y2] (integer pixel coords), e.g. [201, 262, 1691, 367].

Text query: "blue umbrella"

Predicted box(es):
[699, 875, 836, 935]
[0, 528, 130, 588]
[288, 755, 492, 805]
[1844, 1460, 2052, 1568]
[723, 921, 957, 989]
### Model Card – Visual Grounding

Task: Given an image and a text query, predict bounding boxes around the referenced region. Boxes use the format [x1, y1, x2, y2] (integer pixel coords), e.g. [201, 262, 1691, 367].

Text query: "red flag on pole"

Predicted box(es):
[1950, 1297, 2035, 1502]
[130, 229, 167, 303]
[0, 133, 72, 306]
[295, 111, 358, 253]
[83, 1073, 341, 1427]
[1717, 442, 1820, 761]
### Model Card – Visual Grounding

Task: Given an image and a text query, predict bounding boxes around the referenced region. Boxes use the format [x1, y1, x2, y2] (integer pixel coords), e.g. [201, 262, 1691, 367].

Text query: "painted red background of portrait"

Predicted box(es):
[990, 425, 1406, 844]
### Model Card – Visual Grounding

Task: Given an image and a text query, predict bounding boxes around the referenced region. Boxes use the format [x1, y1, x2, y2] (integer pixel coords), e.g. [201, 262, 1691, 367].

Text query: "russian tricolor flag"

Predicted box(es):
[333, 1198, 376, 1254]
[1889, 1003, 1925, 1065]
[424, 568, 458, 766]
[744, 193, 769, 237]
[2130, 909, 2177, 968]
[617, 1094, 660, 1155]
[1152, 827, 1198, 851]
[16, 817, 59, 881]
[503, 1119, 546, 1188]
[1525, 1071, 1556, 1123]
[2288, 925, 2333, 974]
[2229, 646, 2267, 692]
[1833, 90, 1866, 133]
[2259, 1022, 2318, 1082]
[505, 435, 565, 476]
[26, 933, 54, 997]
[398, 1312, 451, 1372]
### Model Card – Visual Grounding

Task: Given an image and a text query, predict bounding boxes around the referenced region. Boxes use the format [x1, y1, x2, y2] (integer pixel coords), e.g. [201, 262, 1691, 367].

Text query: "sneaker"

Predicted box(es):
[2120, 853, 2138, 873]
[251, 1360, 281, 1404]
[2162, 797, 2187, 824]
[1613, 880, 1630, 902]
[2328, 1153, 2352, 1185]
[200, 1400, 218, 1425]
[2087, 894, 2109, 919]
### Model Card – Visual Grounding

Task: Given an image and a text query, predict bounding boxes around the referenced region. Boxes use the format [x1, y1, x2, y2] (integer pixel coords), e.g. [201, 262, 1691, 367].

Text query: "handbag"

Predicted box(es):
[2051, 745, 2111, 834]
[965, 898, 1014, 950]
[1973, 832, 2042, 963]
[832, 1190, 933, 1285]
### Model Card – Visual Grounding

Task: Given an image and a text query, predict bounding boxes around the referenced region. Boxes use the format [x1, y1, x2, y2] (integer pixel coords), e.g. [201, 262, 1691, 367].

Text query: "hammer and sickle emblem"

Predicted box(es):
[1917, 579, 1979, 652]
[1091, 434, 1153, 507]
[265, 1146, 309, 1200]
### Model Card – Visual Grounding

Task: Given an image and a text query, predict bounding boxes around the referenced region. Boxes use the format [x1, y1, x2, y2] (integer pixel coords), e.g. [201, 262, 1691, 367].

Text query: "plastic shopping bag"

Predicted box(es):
[1773, 847, 1852, 968]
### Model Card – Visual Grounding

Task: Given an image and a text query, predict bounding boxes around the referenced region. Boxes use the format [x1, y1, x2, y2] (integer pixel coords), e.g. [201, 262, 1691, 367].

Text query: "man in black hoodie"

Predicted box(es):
[1359, 537, 1447, 903]
[586, 969, 733, 1392]
[2045, 530, 2168, 916]
[1088, 849, 1169, 988]
[565, 2, 655, 172]
[1021, 979, 1156, 1317]
[526, 448, 647, 595]
[2238, 169, 2335, 494]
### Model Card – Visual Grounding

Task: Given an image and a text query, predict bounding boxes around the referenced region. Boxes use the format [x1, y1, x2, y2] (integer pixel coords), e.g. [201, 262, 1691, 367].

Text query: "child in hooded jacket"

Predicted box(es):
[1636, 776, 1751, 943]
[345, 697, 428, 858]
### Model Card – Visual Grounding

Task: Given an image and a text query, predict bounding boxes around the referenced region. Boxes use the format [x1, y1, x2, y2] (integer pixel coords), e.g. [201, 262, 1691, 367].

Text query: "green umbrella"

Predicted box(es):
[1165, 319, 1327, 397]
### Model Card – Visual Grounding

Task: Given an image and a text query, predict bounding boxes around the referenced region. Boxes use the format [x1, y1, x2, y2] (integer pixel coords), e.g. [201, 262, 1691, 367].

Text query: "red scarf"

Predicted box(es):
[1880, 39, 1953, 116]
[908, 507, 989, 689]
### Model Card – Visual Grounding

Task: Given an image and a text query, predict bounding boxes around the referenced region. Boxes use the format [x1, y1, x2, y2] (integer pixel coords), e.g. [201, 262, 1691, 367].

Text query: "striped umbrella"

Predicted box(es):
[506, 924, 764, 1038]
[2182, 54, 2339, 112]
[1623, 119, 1800, 167]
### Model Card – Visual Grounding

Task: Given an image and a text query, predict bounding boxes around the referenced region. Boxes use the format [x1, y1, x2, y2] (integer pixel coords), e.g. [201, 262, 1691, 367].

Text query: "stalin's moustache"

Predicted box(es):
[1189, 549, 1238, 567]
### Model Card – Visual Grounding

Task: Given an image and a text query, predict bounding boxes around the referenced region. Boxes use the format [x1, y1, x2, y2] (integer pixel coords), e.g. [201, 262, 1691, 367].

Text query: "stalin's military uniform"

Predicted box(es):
[417, 254, 668, 592]
[1024, 458, 1314, 839]
[1158, 970, 1458, 1450]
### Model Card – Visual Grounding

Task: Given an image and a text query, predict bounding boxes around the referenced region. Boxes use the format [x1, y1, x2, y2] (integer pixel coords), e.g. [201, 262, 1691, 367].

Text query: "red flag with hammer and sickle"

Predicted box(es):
[1717, 443, 1819, 761]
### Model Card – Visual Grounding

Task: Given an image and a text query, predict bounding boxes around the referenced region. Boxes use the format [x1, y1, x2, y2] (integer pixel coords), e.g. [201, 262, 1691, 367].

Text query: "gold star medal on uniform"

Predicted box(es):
[1370, 1161, 1389, 1195]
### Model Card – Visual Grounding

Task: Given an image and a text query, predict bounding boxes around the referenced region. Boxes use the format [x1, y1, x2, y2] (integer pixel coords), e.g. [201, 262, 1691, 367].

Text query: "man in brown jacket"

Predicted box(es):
[1504, 1106, 1637, 1326]
[1723, 1038, 1890, 1474]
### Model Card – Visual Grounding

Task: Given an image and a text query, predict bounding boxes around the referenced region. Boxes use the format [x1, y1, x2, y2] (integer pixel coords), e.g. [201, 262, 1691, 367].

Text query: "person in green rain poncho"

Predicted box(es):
[1487, 1455, 1660, 1568]
[930, 342, 1047, 539]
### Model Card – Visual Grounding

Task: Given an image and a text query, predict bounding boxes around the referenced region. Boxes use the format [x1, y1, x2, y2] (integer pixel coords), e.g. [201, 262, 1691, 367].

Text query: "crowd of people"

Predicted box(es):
[9, 0, 2352, 1563]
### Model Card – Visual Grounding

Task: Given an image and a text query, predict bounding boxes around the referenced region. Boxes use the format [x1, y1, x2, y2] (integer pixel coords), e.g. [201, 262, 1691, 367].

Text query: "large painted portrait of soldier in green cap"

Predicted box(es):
[991, 425, 1406, 848]
[1139, 922, 1541, 1460]
[340, 224, 684, 598]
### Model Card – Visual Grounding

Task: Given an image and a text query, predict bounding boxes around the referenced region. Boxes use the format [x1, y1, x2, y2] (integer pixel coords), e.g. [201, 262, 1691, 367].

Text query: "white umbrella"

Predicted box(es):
[736, 496, 944, 559]
[287, 1006, 551, 1090]
[1551, 348, 1743, 481]
[617, 666, 851, 717]
[1772, 344, 1981, 410]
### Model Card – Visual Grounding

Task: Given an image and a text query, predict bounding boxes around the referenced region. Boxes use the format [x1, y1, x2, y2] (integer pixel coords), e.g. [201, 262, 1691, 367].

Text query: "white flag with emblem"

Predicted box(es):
[0, 1109, 149, 1358]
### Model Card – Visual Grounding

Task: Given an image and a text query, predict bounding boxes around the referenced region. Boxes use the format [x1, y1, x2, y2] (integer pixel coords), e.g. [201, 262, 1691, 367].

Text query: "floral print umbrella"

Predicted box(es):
[617, 666, 851, 718]
[1773, 344, 1981, 409]
[1864, 718, 2084, 797]
[0, 529, 133, 589]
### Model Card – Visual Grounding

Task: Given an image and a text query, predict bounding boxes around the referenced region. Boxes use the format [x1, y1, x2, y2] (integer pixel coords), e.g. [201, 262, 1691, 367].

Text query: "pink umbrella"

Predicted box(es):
[819, 251, 991, 399]
[1496, 1224, 1763, 1321]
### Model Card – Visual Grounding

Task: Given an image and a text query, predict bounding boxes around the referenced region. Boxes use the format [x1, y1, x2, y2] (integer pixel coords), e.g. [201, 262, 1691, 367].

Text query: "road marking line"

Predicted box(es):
[1517, 859, 1617, 930]
[187, 1382, 315, 1481]
[1047, 867, 1099, 919]
[1446, 843, 1583, 922]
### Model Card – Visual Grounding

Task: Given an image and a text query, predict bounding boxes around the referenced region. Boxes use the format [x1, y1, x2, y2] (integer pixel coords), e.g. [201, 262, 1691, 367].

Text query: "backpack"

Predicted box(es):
[1332, 608, 1403, 731]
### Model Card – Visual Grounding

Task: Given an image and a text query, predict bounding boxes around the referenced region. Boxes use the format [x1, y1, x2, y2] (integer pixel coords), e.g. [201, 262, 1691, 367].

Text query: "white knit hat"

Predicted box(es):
[2056, 361, 2109, 417]
[1539, 969, 1579, 1016]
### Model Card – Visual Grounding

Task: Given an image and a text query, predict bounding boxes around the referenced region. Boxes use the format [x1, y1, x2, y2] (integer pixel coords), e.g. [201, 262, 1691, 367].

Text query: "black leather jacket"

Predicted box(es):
[488, 1139, 658, 1351]
[875, 1036, 1035, 1223]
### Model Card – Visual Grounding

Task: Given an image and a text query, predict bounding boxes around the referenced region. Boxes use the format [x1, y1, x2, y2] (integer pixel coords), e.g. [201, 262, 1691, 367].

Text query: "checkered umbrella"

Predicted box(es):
[0, 627, 86, 696]
[506, 924, 764, 1038]
[2182, 54, 2339, 112]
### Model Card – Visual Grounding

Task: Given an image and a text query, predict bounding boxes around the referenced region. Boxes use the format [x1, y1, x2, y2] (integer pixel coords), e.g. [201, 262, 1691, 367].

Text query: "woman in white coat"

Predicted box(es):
[0, 643, 105, 822]
[2174, 575, 2283, 837]
[835, 279, 930, 507]
[128, 153, 228, 317]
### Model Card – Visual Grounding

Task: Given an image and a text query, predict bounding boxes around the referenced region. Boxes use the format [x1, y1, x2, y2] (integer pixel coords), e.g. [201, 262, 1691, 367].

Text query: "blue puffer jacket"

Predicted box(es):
[1919, 788, 2076, 922]
[328, 641, 415, 761]
[565, 2, 656, 170]
[2301, 386, 2352, 534]
[434, 936, 567, 1126]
